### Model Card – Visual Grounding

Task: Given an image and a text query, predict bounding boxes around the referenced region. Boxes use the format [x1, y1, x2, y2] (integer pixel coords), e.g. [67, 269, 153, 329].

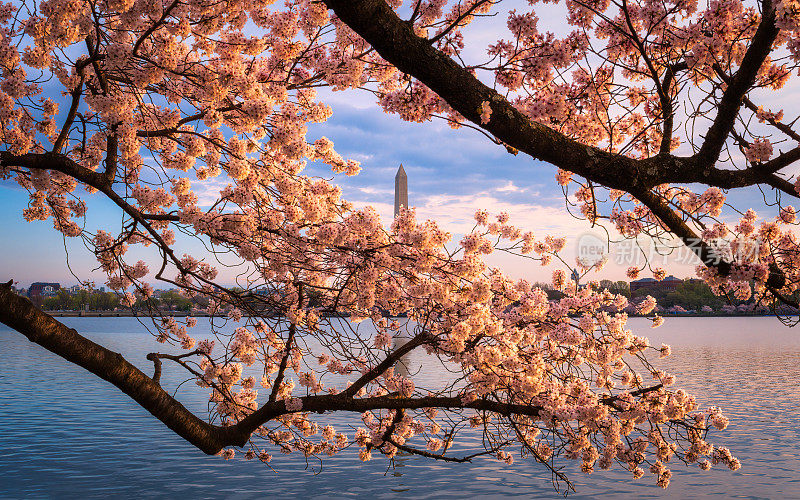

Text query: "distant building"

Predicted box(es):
[630, 275, 682, 293]
[28, 282, 61, 297]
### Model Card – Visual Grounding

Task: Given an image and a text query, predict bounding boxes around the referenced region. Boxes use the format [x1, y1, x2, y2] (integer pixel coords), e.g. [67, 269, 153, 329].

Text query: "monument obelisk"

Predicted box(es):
[394, 164, 407, 219]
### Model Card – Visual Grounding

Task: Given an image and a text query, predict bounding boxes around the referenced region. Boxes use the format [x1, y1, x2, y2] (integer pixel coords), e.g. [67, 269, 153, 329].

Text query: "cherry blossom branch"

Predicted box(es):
[131, 0, 181, 56]
[0, 152, 240, 306]
[269, 284, 303, 402]
[741, 96, 800, 142]
[384, 435, 505, 463]
[323, 0, 648, 192]
[52, 74, 86, 154]
[694, 0, 779, 167]
[634, 189, 730, 272]
[1, 152, 113, 189]
[146, 350, 201, 384]
[427, 0, 496, 45]
[617, 0, 675, 154]
[635, 188, 789, 292]
[0, 279, 705, 471]
[342, 332, 430, 398]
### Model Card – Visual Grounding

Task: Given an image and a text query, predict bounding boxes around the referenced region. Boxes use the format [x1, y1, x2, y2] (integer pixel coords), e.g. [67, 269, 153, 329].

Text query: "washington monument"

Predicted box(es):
[394, 164, 407, 219]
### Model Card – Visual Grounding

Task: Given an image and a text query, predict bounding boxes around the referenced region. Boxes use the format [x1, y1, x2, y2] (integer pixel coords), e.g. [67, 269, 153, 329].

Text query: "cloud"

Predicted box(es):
[415, 192, 579, 235]
[495, 181, 522, 193]
[357, 186, 393, 196]
[191, 177, 231, 207]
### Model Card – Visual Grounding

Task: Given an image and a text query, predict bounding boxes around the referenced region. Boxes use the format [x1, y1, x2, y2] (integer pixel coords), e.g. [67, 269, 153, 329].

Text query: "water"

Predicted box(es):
[1, 317, 799, 499]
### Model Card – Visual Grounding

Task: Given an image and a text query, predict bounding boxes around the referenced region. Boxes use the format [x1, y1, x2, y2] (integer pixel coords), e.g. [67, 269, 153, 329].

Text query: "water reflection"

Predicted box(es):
[388, 333, 416, 479]
[393, 334, 415, 380]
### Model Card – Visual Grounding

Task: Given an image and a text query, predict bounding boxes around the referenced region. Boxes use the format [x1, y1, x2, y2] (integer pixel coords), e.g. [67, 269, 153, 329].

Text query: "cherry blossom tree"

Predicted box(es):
[6, 0, 794, 491]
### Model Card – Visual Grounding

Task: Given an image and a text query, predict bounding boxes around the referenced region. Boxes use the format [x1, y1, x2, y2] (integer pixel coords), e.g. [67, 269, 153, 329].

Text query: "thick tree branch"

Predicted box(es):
[694, 1, 779, 167]
[659, 65, 682, 154]
[232, 381, 666, 440]
[2, 151, 112, 188]
[636, 189, 788, 290]
[762, 173, 798, 199]
[635, 189, 729, 269]
[682, 147, 800, 190]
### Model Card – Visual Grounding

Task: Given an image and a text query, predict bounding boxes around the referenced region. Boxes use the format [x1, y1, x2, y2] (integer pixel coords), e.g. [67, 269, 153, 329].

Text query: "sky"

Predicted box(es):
[1, 2, 797, 289]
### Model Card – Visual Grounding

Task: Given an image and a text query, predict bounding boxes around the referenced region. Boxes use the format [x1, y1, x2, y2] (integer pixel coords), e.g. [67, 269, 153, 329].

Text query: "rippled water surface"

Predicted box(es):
[1, 317, 799, 499]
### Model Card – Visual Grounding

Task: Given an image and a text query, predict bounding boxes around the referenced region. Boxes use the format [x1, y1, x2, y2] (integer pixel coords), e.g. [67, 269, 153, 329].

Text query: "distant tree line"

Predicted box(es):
[43, 289, 208, 312]
[629, 280, 727, 310]
[43, 289, 120, 311]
